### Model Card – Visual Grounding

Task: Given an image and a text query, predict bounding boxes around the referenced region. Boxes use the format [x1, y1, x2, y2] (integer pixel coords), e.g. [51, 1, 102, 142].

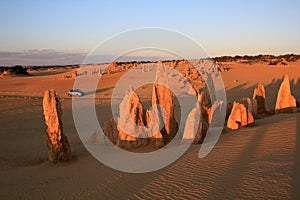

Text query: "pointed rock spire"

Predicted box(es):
[183, 103, 203, 144]
[42, 89, 72, 163]
[152, 65, 179, 144]
[253, 82, 266, 114]
[227, 100, 254, 130]
[117, 85, 148, 149]
[275, 75, 297, 113]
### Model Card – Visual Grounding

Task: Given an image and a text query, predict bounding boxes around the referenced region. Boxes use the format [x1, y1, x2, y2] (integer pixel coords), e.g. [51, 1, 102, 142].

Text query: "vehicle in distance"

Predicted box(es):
[67, 89, 85, 96]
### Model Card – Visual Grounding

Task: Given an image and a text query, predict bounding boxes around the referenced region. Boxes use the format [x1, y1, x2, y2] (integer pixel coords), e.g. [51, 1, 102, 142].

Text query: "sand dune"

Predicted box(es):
[0, 61, 300, 199]
[0, 97, 299, 199]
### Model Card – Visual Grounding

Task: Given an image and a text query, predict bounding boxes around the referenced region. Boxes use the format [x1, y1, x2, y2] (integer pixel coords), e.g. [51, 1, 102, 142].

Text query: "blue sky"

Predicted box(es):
[0, 0, 299, 65]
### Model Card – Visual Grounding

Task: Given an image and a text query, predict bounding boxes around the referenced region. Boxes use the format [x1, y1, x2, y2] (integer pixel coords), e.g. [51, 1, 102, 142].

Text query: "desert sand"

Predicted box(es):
[0, 60, 300, 199]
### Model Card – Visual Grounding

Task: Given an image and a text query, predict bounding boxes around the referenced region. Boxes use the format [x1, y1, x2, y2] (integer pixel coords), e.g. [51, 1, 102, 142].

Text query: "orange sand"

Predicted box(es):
[0, 61, 299, 199]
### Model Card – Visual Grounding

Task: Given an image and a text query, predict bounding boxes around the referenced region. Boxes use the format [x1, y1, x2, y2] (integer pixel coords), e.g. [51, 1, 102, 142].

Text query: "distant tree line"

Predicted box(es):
[214, 54, 300, 63]
[0, 65, 31, 75]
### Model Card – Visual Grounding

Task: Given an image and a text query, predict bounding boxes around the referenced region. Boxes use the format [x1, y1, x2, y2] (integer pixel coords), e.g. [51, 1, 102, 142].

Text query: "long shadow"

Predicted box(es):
[226, 82, 252, 103]
[85, 87, 114, 95]
[225, 77, 300, 111]
[61, 106, 164, 199]
[208, 75, 300, 196]
[291, 113, 300, 199]
[208, 124, 267, 197]
[291, 77, 300, 104]
[30, 69, 72, 76]
[0, 95, 42, 99]
[265, 77, 300, 111]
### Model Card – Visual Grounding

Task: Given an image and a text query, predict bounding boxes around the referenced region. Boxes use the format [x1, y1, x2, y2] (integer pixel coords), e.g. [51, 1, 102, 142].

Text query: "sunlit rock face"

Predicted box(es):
[42, 89, 72, 163]
[227, 101, 254, 130]
[103, 85, 150, 150]
[275, 75, 297, 114]
[117, 85, 149, 149]
[103, 65, 180, 149]
[183, 103, 203, 144]
[151, 65, 179, 145]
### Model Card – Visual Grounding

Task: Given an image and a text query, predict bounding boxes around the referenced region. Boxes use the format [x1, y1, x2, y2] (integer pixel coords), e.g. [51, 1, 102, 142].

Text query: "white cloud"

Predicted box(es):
[0, 49, 85, 66]
[0, 49, 172, 66]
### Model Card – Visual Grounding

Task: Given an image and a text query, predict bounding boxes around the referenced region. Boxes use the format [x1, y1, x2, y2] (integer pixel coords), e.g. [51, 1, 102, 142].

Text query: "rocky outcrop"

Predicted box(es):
[181, 61, 201, 80]
[249, 99, 258, 118]
[103, 65, 180, 149]
[196, 92, 209, 139]
[103, 86, 149, 150]
[145, 109, 165, 148]
[72, 71, 77, 79]
[117, 85, 149, 149]
[227, 101, 254, 130]
[227, 102, 242, 130]
[62, 71, 77, 80]
[184, 63, 190, 78]
[202, 75, 216, 108]
[42, 89, 72, 163]
[253, 82, 266, 114]
[275, 75, 297, 113]
[108, 62, 117, 73]
[190, 68, 200, 80]
[183, 103, 203, 144]
[152, 66, 179, 144]
[103, 117, 119, 145]
[207, 100, 224, 125]
[217, 62, 228, 72]
[163, 61, 176, 69]
[118, 85, 144, 130]
[241, 98, 255, 125]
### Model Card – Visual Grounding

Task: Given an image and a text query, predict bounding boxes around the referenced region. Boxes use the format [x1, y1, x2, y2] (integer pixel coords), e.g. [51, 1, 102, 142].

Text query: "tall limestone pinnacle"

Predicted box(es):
[253, 82, 266, 114]
[152, 64, 179, 144]
[42, 89, 72, 163]
[117, 84, 149, 149]
[227, 101, 254, 130]
[183, 102, 203, 144]
[275, 75, 297, 113]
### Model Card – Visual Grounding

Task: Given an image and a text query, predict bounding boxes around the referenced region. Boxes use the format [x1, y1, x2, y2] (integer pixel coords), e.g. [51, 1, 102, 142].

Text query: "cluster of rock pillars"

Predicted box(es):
[42, 64, 298, 162]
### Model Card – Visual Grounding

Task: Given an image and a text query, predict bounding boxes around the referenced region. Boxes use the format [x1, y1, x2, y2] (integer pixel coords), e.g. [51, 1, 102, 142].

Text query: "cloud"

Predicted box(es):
[0, 49, 86, 66]
[0, 49, 179, 66]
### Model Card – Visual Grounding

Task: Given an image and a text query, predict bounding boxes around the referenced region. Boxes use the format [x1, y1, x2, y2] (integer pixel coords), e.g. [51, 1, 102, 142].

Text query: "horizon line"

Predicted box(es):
[0, 53, 299, 67]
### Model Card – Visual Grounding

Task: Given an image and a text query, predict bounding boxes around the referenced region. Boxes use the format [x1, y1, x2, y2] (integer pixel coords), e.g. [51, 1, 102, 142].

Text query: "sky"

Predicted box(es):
[0, 0, 299, 65]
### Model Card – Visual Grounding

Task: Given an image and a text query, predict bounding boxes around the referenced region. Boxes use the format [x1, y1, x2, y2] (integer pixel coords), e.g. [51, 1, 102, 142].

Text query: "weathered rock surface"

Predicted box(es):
[183, 103, 203, 144]
[145, 109, 165, 148]
[42, 89, 72, 163]
[227, 102, 242, 130]
[103, 117, 119, 145]
[241, 98, 255, 125]
[201, 75, 216, 108]
[102, 66, 181, 149]
[118, 85, 144, 133]
[108, 62, 118, 73]
[152, 66, 179, 144]
[253, 82, 266, 114]
[103, 86, 149, 150]
[197, 92, 209, 139]
[249, 99, 258, 117]
[227, 101, 254, 130]
[275, 75, 297, 113]
[207, 100, 224, 125]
